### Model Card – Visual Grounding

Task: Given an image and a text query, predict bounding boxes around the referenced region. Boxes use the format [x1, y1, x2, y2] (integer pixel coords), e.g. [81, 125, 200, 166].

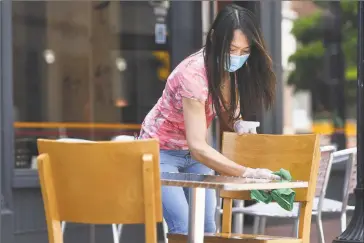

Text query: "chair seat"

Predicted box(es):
[232, 202, 299, 218]
[312, 198, 355, 213]
[167, 233, 303, 243]
[230, 198, 354, 218]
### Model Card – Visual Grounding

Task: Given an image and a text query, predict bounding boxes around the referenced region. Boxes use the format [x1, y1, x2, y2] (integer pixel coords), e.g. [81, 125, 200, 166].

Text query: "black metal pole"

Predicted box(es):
[325, 2, 347, 150]
[332, 2, 364, 242]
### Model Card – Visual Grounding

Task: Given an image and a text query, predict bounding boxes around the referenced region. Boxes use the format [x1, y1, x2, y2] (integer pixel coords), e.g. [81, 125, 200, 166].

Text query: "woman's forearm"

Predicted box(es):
[189, 143, 246, 177]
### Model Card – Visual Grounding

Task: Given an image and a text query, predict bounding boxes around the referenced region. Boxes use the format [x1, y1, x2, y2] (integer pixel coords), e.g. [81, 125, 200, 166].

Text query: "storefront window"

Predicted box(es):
[12, 1, 170, 169]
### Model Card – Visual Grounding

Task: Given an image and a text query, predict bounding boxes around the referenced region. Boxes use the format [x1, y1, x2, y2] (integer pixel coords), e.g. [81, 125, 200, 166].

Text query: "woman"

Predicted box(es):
[139, 4, 280, 234]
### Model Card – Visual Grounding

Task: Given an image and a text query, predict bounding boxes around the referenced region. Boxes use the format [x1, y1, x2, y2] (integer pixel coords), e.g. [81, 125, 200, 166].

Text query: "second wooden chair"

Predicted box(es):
[168, 132, 321, 243]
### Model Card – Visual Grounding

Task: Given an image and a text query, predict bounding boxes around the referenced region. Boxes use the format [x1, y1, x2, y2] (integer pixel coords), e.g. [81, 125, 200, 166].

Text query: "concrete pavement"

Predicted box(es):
[240, 214, 352, 243]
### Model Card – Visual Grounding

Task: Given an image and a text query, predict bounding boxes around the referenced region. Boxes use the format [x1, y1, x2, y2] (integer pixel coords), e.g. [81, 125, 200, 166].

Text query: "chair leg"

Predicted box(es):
[215, 191, 222, 233]
[117, 225, 123, 240]
[259, 217, 267, 234]
[252, 216, 260, 234]
[112, 224, 120, 243]
[215, 208, 221, 233]
[61, 221, 66, 233]
[340, 212, 347, 232]
[292, 218, 299, 238]
[233, 212, 244, 234]
[163, 219, 169, 243]
[233, 200, 244, 234]
[316, 214, 325, 243]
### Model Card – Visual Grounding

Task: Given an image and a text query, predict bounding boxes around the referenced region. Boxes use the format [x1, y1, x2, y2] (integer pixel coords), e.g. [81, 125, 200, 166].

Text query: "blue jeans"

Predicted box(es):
[160, 150, 217, 234]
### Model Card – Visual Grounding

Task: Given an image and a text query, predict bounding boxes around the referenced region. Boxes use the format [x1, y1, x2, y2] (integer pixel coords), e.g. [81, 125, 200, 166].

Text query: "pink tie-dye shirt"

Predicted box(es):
[139, 50, 215, 150]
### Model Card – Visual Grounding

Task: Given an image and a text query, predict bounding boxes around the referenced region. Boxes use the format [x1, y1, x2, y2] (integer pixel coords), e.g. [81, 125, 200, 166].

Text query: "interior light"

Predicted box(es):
[115, 57, 127, 72]
[115, 99, 128, 107]
[43, 49, 55, 64]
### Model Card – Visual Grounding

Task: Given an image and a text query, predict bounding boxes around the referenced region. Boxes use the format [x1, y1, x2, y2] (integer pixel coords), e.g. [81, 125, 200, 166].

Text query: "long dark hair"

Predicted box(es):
[204, 4, 276, 124]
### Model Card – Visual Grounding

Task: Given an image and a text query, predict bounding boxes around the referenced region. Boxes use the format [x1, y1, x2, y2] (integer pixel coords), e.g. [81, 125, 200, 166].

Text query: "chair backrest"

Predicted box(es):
[315, 146, 336, 198]
[220, 133, 320, 243]
[346, 148, 357, 195]
[221, 133, 320, 201]
[332, 148, 357, 211]
[37, 139, 162, 243]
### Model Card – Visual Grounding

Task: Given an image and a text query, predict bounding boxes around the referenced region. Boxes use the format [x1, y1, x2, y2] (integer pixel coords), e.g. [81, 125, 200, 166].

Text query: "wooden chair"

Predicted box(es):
[37, 138, 162, 243]
[220, 145, 336, 243]
[168, 133, 321, 243]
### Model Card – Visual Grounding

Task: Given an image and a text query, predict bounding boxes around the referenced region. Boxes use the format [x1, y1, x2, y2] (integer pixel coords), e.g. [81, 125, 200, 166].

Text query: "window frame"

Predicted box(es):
[1, 0, 16, 242]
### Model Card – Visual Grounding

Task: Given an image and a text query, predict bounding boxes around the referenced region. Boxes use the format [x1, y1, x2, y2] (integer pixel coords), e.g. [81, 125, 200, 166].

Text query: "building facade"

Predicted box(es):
[0, 1, 204, 242]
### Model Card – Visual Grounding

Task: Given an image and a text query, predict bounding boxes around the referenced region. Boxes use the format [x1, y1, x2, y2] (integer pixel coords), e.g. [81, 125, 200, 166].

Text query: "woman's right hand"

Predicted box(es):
[242, 167, 281, 180]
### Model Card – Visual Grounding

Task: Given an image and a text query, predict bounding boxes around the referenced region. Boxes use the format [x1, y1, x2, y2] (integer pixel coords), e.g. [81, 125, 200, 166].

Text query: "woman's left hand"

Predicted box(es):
[233, 120, 260, 135]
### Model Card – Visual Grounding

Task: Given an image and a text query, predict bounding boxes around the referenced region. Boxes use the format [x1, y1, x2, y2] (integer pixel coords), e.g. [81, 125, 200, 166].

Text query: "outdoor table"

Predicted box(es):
[161, 172, 309, 243]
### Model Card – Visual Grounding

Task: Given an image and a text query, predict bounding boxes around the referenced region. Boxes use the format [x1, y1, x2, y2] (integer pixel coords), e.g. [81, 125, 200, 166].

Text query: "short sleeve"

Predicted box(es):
[178, 68, 208, 103]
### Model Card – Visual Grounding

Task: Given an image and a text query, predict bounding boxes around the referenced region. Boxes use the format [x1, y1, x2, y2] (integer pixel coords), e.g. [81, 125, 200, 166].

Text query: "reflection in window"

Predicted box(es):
[12, 1, 170, 169]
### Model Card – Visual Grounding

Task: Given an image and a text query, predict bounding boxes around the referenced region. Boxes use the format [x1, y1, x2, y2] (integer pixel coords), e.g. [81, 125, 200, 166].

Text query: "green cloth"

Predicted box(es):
[250, 169, 296, 211]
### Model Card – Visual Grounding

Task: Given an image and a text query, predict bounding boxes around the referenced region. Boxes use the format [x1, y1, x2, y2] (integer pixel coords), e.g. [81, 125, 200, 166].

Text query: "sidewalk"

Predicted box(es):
[156, 214, 350, 243]
[242, 214, 351, 243]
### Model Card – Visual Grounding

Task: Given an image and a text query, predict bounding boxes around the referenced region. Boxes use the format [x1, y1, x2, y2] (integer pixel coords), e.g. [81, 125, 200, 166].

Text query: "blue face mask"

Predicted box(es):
[225, 54, 249, 72]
